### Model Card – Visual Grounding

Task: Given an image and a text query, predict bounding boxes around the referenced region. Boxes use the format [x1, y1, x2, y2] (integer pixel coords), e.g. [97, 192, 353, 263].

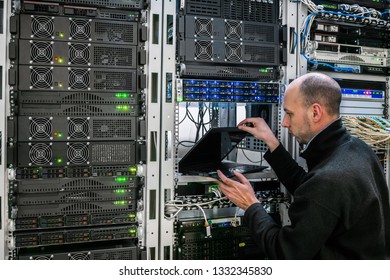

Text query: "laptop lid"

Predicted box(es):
[178, 127, 251, 174]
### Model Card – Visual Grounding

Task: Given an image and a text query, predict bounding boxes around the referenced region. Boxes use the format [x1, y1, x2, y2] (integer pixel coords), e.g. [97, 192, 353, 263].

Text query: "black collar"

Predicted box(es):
[300, 118, 351, 170]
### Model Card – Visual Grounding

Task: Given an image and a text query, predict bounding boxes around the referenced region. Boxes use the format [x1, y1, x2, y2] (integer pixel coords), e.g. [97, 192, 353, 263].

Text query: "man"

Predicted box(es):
[217, 73, 390, 259]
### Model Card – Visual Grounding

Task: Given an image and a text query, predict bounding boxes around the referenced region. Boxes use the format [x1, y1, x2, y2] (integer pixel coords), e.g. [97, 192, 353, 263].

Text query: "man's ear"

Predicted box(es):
[311, 103, 323, 122]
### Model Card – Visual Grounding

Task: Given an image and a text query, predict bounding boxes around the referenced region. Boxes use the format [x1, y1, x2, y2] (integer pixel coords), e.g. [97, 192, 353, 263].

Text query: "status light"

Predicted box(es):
[114, 200, 127, 205]
[114, 189, 126, 194]
[129, 166, 137, 173]
[115, 177, 127, 183]
[57, 158, 63, 164]
[59, 33, 65, 38]
[116, 105, 130, 111]
[115, 93, 130, 98]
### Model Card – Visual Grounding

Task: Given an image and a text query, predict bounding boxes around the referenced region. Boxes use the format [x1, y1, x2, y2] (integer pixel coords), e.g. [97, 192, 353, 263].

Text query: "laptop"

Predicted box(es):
[178, 127, 268, 178]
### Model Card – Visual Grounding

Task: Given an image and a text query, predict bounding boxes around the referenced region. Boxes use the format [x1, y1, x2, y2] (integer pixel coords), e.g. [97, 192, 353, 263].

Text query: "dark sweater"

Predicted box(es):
[244, 118, 390, 259]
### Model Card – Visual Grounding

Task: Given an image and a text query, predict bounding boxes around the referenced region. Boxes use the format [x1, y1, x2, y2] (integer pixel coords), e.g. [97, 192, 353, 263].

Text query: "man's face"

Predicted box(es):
[281, 84, 314, 144]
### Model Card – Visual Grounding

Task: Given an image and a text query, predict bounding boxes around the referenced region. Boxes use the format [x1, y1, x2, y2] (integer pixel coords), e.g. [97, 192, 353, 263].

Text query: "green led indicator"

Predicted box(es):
[57, 158, 63, 164]
[116, 105, 130, 111]
[115, 93, 130, 99]
[115, 189, 126, 194]
[59, 33, 64, 38]
[129, 213, 136, 218]
[116, 177, 127, 183]
[177, 97, 183, 102]
[58, 58, 64, 63]
[129, 229, 136, 234]
[259, 69, 269, 73]
[129, 166, 137, 173]
[114, 200, 127, 205]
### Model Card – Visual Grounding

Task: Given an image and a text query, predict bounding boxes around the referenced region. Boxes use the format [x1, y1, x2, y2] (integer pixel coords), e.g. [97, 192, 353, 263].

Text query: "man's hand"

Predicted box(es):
[217, 170, 260, 210]
[238, 117, 280, 152]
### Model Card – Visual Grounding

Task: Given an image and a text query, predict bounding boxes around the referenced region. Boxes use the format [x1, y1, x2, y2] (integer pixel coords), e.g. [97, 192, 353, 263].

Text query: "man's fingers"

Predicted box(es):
[232, 171, 250, 184]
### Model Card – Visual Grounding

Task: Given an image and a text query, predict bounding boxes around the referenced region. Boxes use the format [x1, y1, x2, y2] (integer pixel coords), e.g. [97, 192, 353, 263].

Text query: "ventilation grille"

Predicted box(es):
[92, 119, 133, 138]
[195, 18, 213, 37]
[186, 1, 221, 16]
[62, 92, 105, 103]
[93, 71, 133, 90]
[245, 24, 275, 42]
[68, 118, 89, 139]
[92, 143, 133, 163]
[29, 117, 52, 140]
[95, 22, 134, 43]
[94, 46, 134, 67]
[222, 0, 275, 23]
[69, 43, 90, 65]
[31, 16, 54, 38]
[70, 19, 91, 40]
[29, 143, 52, 165]
[194, 40, 213, 60]
[30, 41, 53, 63]
[63, 105, 103, 115]
[37, 0, 143, 9]
[244, 45, 275, 63]
[30, 67, 53, 89]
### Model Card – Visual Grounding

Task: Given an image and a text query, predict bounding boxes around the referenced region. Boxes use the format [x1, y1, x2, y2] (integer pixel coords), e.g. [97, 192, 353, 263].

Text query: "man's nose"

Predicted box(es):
[281, 116, 288, 128]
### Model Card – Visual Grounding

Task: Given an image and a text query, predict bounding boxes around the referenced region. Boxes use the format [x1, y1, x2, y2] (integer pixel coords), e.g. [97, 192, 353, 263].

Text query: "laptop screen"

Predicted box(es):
[178, 127, 249, 173]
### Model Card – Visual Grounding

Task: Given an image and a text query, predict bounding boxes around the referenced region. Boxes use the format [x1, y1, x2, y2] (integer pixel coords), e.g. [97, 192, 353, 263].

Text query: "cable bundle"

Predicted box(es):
[343, 116, 390, 150]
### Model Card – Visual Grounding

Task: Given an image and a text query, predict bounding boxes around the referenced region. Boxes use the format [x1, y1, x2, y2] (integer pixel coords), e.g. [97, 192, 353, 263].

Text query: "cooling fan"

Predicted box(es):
[29, 117, 52, 140]
[69, 68, 90, 90]
[68, 252, 90, 260]
[69, 43, 90, 65]
[70, 18, 91, 40]
[29, 143, 52, 166]
[225, 42, 242, 62]
[67, 143, 89, 164]
[32, 255, 53, 260]
[68, 118, 89, 139]
[30, 41, 53, 63]
[30, 67, 53, 89]
[194, 40, 213, 60]
[195, 18, 213, 37]
[31, 16, 54, 38]
[225, 20, 242, 40]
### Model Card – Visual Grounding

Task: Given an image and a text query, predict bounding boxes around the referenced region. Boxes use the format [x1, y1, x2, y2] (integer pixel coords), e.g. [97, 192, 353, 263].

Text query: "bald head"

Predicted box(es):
[290, 73, 341, 117]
